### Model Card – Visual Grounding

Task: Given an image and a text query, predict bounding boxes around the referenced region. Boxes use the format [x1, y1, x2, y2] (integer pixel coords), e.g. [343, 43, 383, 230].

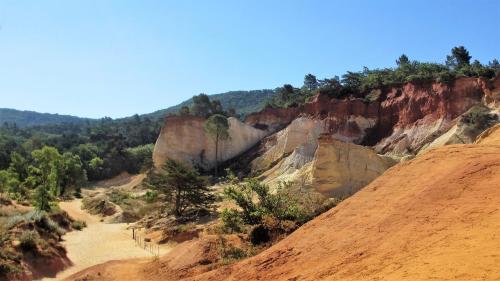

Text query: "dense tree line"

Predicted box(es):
[268, 46, 500, 108]
[0, 116, 161, 200]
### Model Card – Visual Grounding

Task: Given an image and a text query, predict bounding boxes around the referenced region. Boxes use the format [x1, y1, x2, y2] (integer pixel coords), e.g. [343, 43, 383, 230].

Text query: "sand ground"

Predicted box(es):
[41, 199, 170, 281]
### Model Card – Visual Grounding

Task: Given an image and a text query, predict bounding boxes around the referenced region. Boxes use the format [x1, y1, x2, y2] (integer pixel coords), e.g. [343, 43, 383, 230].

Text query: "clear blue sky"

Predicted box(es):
[0, 0, 499, 118]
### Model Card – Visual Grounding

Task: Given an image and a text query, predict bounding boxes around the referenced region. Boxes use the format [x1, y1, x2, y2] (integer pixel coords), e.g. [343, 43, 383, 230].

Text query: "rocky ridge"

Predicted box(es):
[153, 77, 499, 198]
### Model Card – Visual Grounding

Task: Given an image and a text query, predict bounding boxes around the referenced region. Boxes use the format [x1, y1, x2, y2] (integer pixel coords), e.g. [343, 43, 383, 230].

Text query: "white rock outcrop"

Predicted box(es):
[311, 136, 394, 197]
[153, 116, 267, 170]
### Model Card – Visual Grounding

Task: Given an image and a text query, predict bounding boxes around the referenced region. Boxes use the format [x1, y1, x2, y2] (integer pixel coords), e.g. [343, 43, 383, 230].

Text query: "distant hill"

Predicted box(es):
[0, 108, 94, 128]
[0, 90, 275, 127]
[137, 89, 276, 121]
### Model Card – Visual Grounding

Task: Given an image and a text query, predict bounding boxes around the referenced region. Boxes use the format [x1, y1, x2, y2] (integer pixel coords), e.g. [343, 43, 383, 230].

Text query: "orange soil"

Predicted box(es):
[66, 127, 500, 281]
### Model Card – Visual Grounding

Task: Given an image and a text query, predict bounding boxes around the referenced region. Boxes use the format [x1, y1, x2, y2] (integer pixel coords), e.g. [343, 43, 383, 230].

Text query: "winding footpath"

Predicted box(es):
[42, 199, 170, 281]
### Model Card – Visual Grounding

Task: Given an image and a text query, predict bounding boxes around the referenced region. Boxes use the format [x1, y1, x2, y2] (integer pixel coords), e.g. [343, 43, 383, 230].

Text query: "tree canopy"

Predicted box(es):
[145, 158, 215, 217]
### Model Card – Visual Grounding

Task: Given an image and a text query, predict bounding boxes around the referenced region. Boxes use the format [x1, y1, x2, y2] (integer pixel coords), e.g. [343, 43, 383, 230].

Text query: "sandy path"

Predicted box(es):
[42, 199, 170, 281]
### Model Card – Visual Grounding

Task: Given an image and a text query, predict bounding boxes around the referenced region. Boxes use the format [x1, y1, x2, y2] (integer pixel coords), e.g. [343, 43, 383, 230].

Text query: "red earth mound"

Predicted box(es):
[192, 134, 500, 281]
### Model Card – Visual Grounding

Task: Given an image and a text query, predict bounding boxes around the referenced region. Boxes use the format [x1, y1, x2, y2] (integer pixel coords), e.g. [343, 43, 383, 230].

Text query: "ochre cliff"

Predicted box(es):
[311, 136, 393, 197]
[251, 117, 324, 173]
[153, 116, 266, 170]
[246, 77, 498, 156]
[246, 77, 497, 192]
[253, 118, 392, 195]
[153, 77, 498, 190]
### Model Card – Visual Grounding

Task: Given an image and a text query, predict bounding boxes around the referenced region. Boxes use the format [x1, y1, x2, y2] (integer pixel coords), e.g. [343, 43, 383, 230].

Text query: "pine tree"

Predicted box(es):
[146, 159, 215, 216]
[204, 114, 230, 177]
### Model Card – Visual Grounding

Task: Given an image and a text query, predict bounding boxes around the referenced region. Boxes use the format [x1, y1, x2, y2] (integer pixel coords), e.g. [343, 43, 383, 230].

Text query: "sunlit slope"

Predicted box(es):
[193, 129, 500, 281]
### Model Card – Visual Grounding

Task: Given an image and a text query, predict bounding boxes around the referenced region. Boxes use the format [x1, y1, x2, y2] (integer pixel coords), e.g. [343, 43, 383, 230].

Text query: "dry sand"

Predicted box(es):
[41, 199, 169, 281]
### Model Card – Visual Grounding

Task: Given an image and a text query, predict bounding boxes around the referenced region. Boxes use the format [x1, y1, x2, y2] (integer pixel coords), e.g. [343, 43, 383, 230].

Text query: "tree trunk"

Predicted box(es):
[214, 131, 219, 178]
[175, 186, 181, 216]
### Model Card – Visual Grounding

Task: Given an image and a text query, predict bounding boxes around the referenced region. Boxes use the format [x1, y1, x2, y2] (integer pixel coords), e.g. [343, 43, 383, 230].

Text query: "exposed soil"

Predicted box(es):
[42, 199, 170, 281]
[65, 126, 500, 280]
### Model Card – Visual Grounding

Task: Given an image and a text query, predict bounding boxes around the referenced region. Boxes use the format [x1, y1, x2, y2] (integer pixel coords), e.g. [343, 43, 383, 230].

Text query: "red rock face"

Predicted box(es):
[245, 77, 497, 149]
[382, 77, 485, 128]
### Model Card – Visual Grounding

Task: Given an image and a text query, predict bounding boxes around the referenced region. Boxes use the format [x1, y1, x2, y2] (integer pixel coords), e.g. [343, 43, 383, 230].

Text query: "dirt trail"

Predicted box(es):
[42, 199, 170, 281]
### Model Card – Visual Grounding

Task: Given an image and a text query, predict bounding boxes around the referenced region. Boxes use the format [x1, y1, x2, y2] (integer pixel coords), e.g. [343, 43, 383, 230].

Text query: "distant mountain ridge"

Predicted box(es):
[0, 89, 276, 127]
[135, 89, 275, 121]
[0, 108, 94, 128]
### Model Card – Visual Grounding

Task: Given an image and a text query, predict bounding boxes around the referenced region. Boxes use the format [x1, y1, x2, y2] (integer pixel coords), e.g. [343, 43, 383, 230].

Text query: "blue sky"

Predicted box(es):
[0, 0, 499, 118]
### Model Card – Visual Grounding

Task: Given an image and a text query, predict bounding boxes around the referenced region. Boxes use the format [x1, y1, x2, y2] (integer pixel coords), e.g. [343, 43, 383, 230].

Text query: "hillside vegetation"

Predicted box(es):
[268, 47, 499, 108]
[0, 109, 93, 128]
[139, 89, 275, 120]
[0, 90, 275, 129]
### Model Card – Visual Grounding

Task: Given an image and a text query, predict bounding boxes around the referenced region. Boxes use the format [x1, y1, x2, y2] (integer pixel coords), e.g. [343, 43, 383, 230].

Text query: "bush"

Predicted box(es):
[222, 179, 306, 240]
[71, 220, 87, 231]
[19, 230, 39, 251]
[142, 190, 158, 203]
[223, 178, 341, 245]
[124, 144, 154, 174]
[108, 190, 131, 205]
[436, 71, 456, 84]
[461, 105, 498, 130]
[220, 208, 244, 233]
[269, 48, 498, 109]
[0, 260, 20, 276]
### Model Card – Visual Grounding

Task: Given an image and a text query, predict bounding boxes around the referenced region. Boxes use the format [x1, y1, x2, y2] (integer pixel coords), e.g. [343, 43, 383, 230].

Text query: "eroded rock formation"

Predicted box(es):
[311, 136, 394, 197]
[247, 77, 497, 156]
[188, 127, 500, 281]
[153, 76, 499, 193]
[153, 116, 266, 170]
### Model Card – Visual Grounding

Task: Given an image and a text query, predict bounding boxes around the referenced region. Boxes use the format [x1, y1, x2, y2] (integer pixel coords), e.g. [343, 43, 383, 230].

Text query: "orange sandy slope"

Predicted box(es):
[67, 125, 500, 281]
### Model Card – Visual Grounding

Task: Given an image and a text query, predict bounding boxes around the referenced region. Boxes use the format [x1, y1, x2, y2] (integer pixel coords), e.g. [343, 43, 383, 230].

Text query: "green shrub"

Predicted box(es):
[223, 179, 305, 228]
[124, 144, 154, 174]
[0, 260, 21, 276]
[222, 178, 340, 245]
[108, 190, 131, 205]
[19, 230, 39, 251]
[71, 220, 87, 231]
[5, 215, 27, 229]
[436, 71, 456, 84]
[142, 190, 158, 203]
[220, 208, 244, 233]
